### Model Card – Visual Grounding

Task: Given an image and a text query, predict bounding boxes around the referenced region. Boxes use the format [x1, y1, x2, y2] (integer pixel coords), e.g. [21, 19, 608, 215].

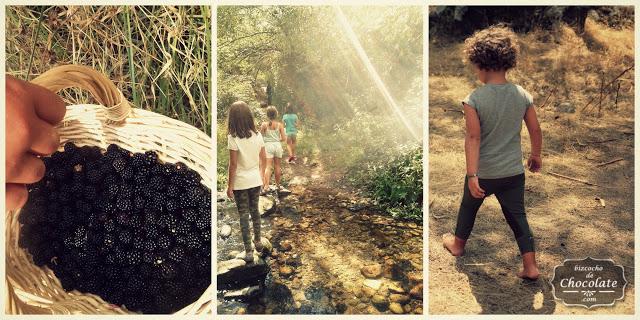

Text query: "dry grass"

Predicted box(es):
[6, 5, 211, 132]
[429, 19, 634, 315]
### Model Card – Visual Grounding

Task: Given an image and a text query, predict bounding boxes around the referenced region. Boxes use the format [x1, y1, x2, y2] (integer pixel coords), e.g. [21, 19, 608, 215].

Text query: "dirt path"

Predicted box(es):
[428, 44, 634, 314]
[252, 155, 423, 315]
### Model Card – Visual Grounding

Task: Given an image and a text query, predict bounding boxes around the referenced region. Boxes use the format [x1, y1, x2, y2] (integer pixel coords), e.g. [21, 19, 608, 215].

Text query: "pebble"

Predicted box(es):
[371, 294, 389, 311]
[280, 240, 293, 251]
[360, 263, 382, 279]
[219, 224, 232, 238]
[279, 265, 294, 277]
[363, 279, 382, 290]
[389, 294, 410, 304]
[389, 302, 404, 314]
[410, 284, 423, 299]
[387, 282, 405, 293]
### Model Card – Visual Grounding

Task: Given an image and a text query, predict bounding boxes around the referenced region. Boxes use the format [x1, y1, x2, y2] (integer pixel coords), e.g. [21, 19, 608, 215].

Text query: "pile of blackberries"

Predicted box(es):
[18, 143, 211, 314]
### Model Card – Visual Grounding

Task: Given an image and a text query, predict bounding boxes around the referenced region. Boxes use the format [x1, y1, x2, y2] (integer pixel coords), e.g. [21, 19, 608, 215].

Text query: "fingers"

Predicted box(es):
[7, 154, 45, 184]
[28, 81, 66, 125]
[6, 183, 28, 211]
[28, 119, 60, 156]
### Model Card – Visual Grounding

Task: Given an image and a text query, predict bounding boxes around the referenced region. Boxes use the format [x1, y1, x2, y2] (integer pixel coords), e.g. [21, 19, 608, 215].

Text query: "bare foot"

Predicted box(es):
[442, 233, 464, 256]
[517, 268, 540, 281]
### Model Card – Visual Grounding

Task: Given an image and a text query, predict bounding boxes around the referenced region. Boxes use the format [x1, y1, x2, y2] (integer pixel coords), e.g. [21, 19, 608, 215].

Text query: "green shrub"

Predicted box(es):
[361, 145, 423, 221]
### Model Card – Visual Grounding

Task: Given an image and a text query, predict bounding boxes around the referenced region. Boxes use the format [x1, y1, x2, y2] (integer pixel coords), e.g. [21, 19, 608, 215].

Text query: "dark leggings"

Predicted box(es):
[455, 173, 535, 254]
[233, 186, 261, 252]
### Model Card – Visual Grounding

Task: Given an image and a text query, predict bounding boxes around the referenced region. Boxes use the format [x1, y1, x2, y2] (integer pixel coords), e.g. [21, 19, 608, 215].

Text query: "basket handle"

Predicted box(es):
[31, 65, 131, 122]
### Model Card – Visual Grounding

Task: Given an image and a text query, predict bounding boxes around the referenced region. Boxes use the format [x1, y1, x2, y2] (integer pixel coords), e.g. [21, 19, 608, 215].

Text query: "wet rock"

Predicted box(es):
[389, 294, 410, 304]
[409, 284, 423, 299]
[259, 195, 276, 215]
[360, 263, 382, 279]
[224, 285, 262, 301]
[371, 294, 389, 311]
[361, 286, 376, 297]
[366, 305, 380, 314]
[403, 304, 413, 313]
[236, 307, 246, 314]
[217, 257, 269, 290]
[219, 224, 232, 238]
[389, 302, 404, 314]
[279, 265, 294, 277]
[413, 305, 424, 314]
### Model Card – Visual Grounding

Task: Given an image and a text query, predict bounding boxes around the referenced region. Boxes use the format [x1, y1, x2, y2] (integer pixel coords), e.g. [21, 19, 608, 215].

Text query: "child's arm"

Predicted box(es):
[227, 149, 238, 198]
[279, 123, 286, 142]
[524, 106, 542, 172]
[463, 103, 485, 198]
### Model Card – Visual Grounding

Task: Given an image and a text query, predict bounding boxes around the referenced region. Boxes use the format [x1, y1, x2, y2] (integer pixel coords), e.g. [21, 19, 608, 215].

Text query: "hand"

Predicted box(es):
[226, 187, 234, 199]
[6, 75, 65, 211]
[527, 155, 542, 173]
[467, 177, 485, 198]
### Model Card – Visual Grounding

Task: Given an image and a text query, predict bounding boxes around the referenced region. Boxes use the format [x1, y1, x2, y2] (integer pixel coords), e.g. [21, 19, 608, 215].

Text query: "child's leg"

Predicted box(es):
[246, 186, 262, 248]
[444, 177, 488, 256]
[264, 158, 273, 188]
[232, 188, 254, 261]
[286, 136, 294, 158]
[494, 174, 538, 279]
[274, 157, 282, 188]
[291, 134, 297, 158]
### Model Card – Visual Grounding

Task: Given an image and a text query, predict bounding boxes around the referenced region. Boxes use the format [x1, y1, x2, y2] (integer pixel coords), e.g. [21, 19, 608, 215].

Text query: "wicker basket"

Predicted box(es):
[5, 65, 212, 314]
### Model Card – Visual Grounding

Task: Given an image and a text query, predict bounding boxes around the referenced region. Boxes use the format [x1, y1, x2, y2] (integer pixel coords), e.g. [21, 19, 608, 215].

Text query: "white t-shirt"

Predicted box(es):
[228, 132, 264, 190]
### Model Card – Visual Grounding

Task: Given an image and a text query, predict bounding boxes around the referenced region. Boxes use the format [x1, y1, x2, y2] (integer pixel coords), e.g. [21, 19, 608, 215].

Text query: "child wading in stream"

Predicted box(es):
[442, 26, 543, 280]
[260, 106, 286, 195]
[226, 101, 267, 263]
[282, 102, 299, 164]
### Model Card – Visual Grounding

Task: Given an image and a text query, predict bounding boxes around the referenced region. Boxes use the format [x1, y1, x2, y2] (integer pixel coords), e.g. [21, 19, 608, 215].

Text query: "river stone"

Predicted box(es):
[279, 240, 293, 251]
[363, 279, 382, 290]
[259, 195, 276, 215]
[410, 284, 423, 299]
[219, 224, 232, 238]
[258, 237, 273, 255]
[279, 265, 294, 277]
[388, 282, 405, 293]
[371, 294, 389, 311]
[360, 263, 382, 279]
[224, 285, 262, 301]
[389, 302, 404, 314]
[389, 294, 410, 304]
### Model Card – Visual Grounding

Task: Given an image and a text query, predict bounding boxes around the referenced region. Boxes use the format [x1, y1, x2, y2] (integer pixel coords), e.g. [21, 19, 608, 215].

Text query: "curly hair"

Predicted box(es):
[463, 25, 519, 71]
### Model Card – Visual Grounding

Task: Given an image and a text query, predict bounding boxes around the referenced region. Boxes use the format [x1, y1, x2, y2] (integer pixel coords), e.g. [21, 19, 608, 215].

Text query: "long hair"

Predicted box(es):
[227, 101, 257, 138]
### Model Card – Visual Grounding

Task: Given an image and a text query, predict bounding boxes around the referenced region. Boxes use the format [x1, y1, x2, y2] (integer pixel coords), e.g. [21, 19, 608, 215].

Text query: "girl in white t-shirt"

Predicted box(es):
[226, 101, 267, 263]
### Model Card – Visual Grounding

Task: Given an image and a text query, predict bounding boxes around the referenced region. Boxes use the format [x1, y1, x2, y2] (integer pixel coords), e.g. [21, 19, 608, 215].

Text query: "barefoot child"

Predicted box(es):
[260, 106, 286, 195]
[442, 26, 543, 280]
[226, 101, 267, 262]
[282, 102, 299, 164]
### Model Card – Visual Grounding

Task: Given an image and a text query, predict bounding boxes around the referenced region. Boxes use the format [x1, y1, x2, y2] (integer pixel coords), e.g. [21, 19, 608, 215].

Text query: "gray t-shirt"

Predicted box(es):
[463, 83, 533, 179]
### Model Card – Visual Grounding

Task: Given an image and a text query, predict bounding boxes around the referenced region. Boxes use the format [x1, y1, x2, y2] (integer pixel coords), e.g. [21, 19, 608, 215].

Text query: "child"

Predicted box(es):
[226, 101, 267, 263]
[260, 106, 286, 195]
[282, 102, 299, 164]
[442, 26, 543, 280]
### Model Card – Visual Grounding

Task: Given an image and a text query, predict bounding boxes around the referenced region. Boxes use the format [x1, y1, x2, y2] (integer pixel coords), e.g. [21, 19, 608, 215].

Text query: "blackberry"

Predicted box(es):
[144, 150, 158, 166]
[142, 251, 155, 264]
[143, 240, 157, 252]
[106, 144, 123, 159]
[160, 262, 176, 279]
[128, 214, 142, 229]
[157, 234, 172, 250]
[106, 183, 119, 199]
[166, 184, 180, 198]
[166, 199, 178, 212]
[145, 224, 160, 239]
[118, 230, 132, 245]
[148, 175, 165, 191]
[133, 195, 146, 211]
[125, 250, 142, 266]
[131, 153, 146, 168]
[133, 173, 147, 186]
[168, 246, 185, 262]
[182, 209, 197, 223]
[133, 236, 145, 250]
[104, 219, 116, 233]
[86, 168, 102, 183]
[194, 213, 210, 230]
[175, 220, 191, 235]
[116, 196, 132, 211]
[102, 233, 116, 250]
[83, 185, 97, 200]
[121, 165, 134, 180]
[184, 233, 201, 250]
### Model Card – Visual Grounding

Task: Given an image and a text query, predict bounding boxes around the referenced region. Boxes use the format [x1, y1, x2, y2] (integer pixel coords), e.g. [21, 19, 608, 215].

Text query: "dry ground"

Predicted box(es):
[429, 19, 634, 314]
